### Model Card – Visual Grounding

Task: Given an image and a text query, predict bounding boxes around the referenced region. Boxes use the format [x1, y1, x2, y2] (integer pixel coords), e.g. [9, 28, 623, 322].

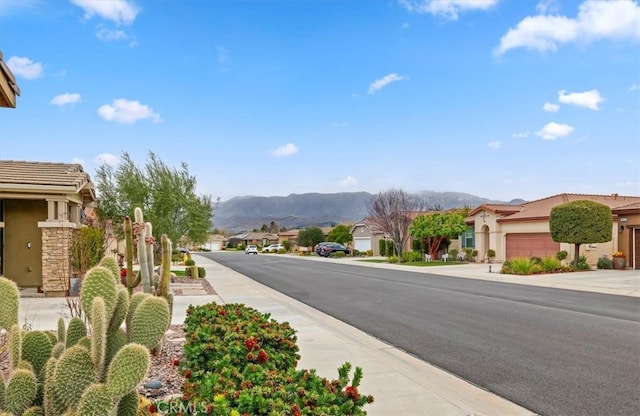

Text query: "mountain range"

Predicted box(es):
[213, 191, 525, 233]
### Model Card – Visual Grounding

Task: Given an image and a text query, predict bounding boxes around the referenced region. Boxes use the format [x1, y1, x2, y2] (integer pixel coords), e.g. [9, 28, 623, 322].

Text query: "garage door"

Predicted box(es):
[506, 233, 559, 259]
[353, 237, 371, 252]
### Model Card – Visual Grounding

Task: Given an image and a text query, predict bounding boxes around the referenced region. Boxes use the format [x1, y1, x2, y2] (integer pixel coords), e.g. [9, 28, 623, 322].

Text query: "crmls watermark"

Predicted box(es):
[153, 400, 211, 414]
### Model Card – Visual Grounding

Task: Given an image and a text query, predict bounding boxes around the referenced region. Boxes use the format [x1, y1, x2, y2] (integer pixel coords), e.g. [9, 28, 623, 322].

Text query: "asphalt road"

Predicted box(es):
[203, 252, 640, 416]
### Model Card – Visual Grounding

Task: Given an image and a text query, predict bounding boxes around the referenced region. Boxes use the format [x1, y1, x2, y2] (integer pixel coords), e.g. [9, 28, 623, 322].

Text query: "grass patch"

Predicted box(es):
[172, 269, 186, 276]
[358, 259, 464, 267]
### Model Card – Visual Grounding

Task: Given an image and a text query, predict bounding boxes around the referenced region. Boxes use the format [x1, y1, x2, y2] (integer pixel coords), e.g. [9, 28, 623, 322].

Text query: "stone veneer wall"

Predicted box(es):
[41, 226, 77, 297]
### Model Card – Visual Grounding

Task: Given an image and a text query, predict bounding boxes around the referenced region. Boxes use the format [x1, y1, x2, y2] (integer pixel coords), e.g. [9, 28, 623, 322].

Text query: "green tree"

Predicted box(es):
[298, 227, 325, 248]
[409, 211, 468, 260]
[327, 224, 353, 245]
[366, 188, 424, 257]
[94, 151, 216, 246]
[550, 200, 612, 268]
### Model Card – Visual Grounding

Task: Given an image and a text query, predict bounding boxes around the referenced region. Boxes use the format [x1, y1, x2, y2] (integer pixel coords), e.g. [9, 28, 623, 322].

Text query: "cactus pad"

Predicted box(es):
[21, 331, 54, 377]
[80, 266, 118, 323]
[54, 345, 97, 409]
[5, 368, 38, 416]
[128, 297, 170, 350]
[77, 384, 115, 415]
[0, 277, 19, 331]
[106, 343, 150, 400]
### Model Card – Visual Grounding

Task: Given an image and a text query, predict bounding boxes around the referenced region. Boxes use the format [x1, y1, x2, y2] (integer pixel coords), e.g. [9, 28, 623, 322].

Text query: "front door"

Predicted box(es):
[4, 199, 46, 287]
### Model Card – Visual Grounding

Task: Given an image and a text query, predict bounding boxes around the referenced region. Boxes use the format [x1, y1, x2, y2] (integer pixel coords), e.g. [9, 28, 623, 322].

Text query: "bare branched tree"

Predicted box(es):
[366, 188, 424, 257]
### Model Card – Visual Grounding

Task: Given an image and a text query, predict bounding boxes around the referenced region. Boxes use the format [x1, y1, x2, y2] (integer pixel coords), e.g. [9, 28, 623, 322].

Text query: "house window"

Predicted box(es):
[461, 226, 475, 249]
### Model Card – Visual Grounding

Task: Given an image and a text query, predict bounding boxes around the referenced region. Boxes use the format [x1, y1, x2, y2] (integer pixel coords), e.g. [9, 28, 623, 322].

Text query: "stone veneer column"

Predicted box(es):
[40, 225, 77, 297]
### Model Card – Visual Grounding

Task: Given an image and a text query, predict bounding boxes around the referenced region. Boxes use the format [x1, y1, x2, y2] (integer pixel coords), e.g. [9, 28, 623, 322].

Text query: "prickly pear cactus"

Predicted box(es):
[0, 277, 19, 331]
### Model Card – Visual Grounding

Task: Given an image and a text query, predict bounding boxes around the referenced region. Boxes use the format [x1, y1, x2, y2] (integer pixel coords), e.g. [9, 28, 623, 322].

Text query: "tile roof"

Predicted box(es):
[498, 193, 640, 222]
[468, 204, 522, 217]
[0, 160, 95, 198]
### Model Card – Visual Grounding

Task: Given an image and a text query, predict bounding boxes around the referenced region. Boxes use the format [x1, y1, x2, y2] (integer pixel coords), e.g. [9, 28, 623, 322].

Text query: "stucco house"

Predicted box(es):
[0, 161, 97, 296]
[0, 50, 20, 108]
[466, 193, 640, 268]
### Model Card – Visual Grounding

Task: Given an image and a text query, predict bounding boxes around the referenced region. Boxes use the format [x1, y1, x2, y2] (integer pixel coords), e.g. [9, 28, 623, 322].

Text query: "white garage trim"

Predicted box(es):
[353, 237, 371, 252]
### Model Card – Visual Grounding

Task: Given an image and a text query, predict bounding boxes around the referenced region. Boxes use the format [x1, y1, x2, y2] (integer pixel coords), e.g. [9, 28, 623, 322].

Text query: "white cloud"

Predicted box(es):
[72, 157, 85, 167]
[50, 93, 81, 106]
[488, 141, 501, 149]
[536, 0, 560, 14]
[340, 176, 358, 187]
[558, 89, 604, 110]
[70, 0, 139, 24]
[629, 83, 639, 91]
[399, 0, 499, 20]
[512, 131, 530, 138]
[6, 56, 43, 79]
[271, 143, 298, 157]
[97, 99, 162, 124]
[97, 27, 128, 41]
[94, 153, 119, 166]
[535, 122, 574, 140]
[368, 73, 406, 94]
[495, 0, 640, 55]
[543, 102, 559, 112]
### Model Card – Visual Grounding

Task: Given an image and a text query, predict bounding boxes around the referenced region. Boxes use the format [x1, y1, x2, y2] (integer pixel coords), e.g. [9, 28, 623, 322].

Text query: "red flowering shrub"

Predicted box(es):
[165, 302, 373, 415]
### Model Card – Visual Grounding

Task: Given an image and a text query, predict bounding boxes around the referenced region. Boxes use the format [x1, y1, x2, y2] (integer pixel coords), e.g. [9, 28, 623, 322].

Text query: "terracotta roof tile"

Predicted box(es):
[498, 193, 640, 222]
[0, 160, 92, 190]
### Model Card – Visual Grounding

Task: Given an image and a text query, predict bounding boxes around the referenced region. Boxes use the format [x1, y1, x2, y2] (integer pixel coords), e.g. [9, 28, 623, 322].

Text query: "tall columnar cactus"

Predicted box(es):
[0, 277, 19, 331]
[134, 207, 151, 293]
[124, 216, 140, 294]
[145, 222, 155, 286]
[158, 234, 172, 298]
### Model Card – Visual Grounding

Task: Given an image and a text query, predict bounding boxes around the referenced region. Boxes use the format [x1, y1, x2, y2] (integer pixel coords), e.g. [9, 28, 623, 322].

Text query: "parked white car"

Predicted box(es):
[245, 244, 259, 255]
[262, 243, 285, 253]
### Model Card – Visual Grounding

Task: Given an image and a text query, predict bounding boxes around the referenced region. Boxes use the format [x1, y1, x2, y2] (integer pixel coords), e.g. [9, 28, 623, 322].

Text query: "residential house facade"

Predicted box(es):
[0, 50, 20, 108]
[0, 161, 97, 296]
[466, 193, 640, 268]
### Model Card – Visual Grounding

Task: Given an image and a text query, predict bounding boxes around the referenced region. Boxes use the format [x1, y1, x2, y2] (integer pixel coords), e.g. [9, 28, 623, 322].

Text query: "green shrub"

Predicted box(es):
[366, 249, 373, 257]
[197, 267, 206, 278]
[330, 251, 346, 258]
[530, 256, 542, 265]
[556, 250, 568, 261]
[277, 248, 286, 254]
[282, 240, 291, 252]
[185, 259, 196, 267]
[388, 256, 399, 264]
[597, 256, 613, 269]
[487, 249, 496, 259]
[448, 249, 458, 260]
[540, 256, 561, 272]
[575, 256, 591, 270]
[353, 249, 360, 256]
[502, 257, 536, 275]
[402, 251, 422, 263]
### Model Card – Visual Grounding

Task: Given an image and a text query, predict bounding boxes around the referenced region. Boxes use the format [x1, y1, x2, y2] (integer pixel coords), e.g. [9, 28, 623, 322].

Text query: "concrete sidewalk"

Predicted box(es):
[15, 255, 638, 415]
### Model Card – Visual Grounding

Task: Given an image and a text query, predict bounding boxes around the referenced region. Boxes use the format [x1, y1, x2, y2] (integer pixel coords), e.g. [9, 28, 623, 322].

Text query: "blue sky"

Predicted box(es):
[1, 0, 639, 203]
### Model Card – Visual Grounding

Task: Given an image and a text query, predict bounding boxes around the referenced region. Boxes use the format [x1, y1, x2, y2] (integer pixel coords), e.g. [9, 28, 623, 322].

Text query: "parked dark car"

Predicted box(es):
[319, 243, 350, 257]
[314, 242, 331, 255]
